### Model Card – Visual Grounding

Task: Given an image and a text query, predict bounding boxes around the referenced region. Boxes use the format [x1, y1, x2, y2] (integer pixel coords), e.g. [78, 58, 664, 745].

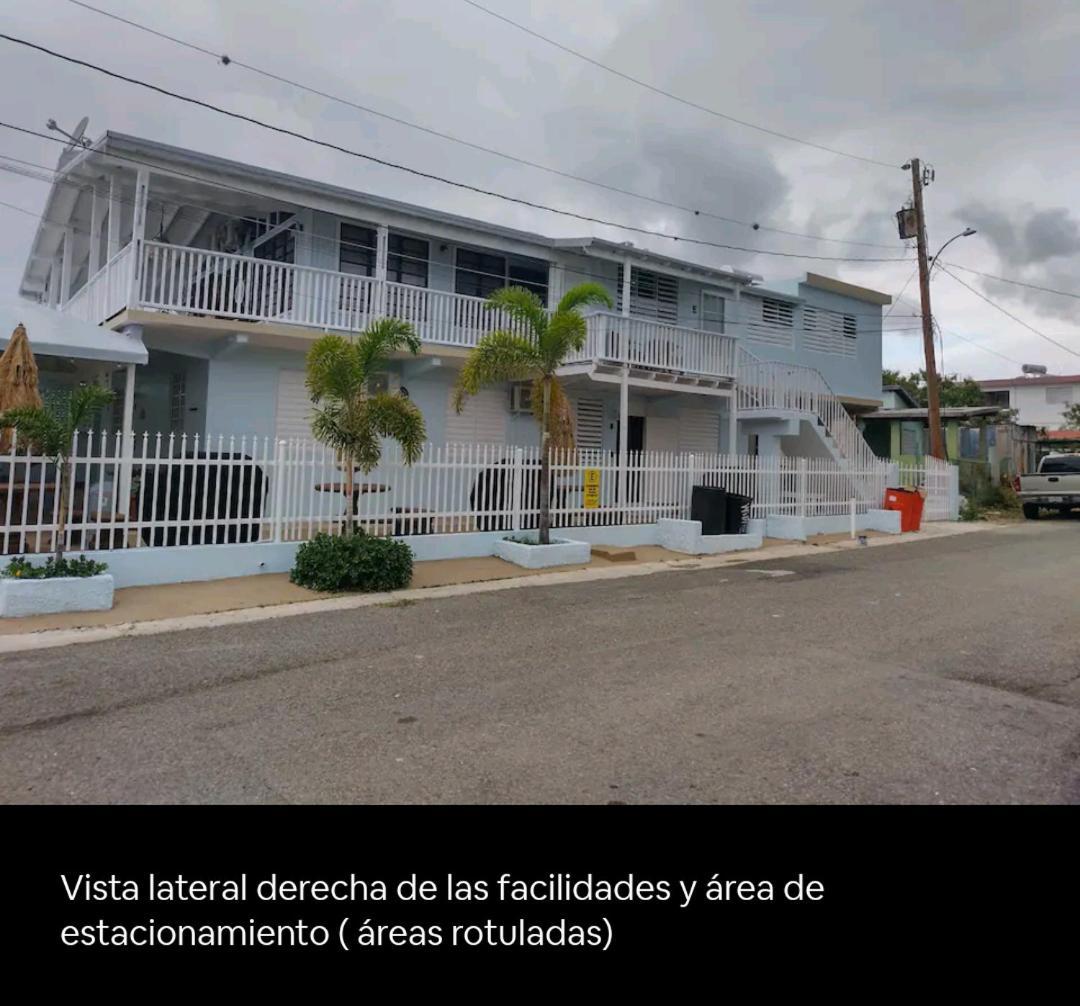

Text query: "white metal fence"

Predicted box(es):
[893, 455, 961, 521]
[1, 430, 914, 557]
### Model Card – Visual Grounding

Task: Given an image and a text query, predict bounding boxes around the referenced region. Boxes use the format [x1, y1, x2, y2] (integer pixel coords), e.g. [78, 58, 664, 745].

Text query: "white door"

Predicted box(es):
[701, 291, 725, 333]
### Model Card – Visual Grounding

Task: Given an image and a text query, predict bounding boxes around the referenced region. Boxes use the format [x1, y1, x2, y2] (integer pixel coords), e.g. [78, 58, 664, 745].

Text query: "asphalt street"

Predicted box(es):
[1, 519, 1078, 803]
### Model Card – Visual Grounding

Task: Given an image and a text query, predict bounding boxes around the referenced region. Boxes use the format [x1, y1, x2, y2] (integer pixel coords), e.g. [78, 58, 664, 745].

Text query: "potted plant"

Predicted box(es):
[0, 383, 116, 616]
[454, 283, 611, 568]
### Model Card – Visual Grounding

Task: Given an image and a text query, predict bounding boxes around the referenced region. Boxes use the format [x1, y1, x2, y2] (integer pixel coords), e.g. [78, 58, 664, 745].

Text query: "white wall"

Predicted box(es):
[1004, 381, 1079, 428]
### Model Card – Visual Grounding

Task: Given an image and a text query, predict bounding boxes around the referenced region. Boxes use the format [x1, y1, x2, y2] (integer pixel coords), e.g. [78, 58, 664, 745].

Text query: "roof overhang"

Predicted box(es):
[1, 298, 148, 365]
[803, 272, 892, 305]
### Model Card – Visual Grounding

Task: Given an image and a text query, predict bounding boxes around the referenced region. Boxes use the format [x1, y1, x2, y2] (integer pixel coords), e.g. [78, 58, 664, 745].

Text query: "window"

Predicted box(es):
[339, 223, 377, 276]
[617, 267, 679, 324]
[701, 291, 725, 333]
[983, 389, 1010, 407]
[253, 227, 295, 264]
[747, 297, 795, 347]
[1041, 454, 1080, 474]
[455, 249, 549, 305]
[959, 427, 981, 459]
[900, 422, 922, 456]
[1046, 385, 1073, 405]
[803, 305, 857, 357]
[388, 234, 429, 288]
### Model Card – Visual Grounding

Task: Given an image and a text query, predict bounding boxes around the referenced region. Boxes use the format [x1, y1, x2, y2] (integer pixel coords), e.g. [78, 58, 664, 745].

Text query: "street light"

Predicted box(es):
[930, 228, 976, 273]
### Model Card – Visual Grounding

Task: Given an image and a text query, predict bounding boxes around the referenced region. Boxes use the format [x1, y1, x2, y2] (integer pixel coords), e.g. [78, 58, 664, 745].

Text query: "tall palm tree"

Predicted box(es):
[306, 318, 426, 533]
[453, 282, 613, 545]
[0, 384, 114, 562]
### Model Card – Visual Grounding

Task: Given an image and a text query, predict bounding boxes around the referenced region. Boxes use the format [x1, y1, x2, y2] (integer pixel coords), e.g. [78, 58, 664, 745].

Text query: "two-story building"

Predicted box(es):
[979, 373, 1080, 430]
[17, 131, 889, 473]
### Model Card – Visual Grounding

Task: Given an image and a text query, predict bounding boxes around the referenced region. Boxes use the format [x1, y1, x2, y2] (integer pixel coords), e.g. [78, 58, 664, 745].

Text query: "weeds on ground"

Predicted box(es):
[960, 483, 1023, 522]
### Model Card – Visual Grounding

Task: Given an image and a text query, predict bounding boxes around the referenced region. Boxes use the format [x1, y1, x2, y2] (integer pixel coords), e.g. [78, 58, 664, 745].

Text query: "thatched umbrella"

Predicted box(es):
[0, 323, 43, 452]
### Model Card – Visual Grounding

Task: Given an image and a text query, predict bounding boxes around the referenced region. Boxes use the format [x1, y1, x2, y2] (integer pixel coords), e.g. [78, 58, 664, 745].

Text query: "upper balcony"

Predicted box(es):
[60, 240, 739, 383]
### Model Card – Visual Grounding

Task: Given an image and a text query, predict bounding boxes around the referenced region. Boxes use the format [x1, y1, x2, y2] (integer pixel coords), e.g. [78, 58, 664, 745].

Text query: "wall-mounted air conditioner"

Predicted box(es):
[510, 384, 534, 414]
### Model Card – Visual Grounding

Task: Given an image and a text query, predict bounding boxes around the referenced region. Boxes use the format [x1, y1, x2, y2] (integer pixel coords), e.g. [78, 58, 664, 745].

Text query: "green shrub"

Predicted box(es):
[2, 555, 109, 579]
[290, 531, 413, 593]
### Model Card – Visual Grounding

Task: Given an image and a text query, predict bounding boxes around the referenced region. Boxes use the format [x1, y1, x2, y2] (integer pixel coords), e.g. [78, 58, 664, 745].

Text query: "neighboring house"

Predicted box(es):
[978, 373, 1080, 429]
[18, 131, 889, 471]
[860, 401, 1011, 493]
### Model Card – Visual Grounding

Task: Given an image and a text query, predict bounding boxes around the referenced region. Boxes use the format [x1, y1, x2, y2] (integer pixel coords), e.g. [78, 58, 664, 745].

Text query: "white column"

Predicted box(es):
[621, 256, 632, 316]
[375, 223, 389, 318]
[88, 183, 103, 277]
[106, 174, 121, 261]
[60, 227, 74, 306]
[128, 168, 149, 307]
[48, 260, 61, 307]
[548, 262, 565, 305]
[618, 366, 629, 509]
[728, 392, 738, 456]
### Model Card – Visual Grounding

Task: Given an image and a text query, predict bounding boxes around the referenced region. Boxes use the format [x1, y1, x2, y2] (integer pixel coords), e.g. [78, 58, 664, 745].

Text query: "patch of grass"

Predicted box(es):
[960, 483, 1023, 522]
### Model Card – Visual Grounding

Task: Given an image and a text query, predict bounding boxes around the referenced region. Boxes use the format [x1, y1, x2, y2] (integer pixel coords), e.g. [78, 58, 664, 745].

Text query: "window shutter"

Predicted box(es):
[803, 305, 857, 357]
[747, 297, 795, 347]
[574, 398, 604, 452]
[617, 266, 679, 325]
[275, 369, 313, 441]
[444, 387, 507, 445]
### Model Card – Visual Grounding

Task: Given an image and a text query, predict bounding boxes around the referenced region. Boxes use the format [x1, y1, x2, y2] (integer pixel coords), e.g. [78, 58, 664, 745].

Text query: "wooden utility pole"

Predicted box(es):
[910, 157, 945, 459]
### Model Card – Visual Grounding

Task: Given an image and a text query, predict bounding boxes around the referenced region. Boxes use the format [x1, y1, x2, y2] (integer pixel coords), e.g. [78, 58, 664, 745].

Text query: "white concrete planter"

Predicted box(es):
[0, 573, 114, 618]
[494, 535, 591, 569]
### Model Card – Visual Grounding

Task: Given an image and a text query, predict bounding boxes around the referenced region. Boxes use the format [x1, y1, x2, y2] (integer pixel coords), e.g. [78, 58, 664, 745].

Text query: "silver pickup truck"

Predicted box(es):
[1017, 453, 1080, 518]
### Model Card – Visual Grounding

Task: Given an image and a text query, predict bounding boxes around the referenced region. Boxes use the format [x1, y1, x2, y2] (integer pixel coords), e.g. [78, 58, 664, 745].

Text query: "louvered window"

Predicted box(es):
[574, 398, 604, 452]
[617, 266, 679, 325]
[746, 297, 795, 347]
[803, 306, 857, 357]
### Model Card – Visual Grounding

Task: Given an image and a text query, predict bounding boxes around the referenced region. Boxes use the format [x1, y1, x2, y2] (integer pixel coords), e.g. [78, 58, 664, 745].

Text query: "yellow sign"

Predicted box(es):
[583, 468, 601, 509]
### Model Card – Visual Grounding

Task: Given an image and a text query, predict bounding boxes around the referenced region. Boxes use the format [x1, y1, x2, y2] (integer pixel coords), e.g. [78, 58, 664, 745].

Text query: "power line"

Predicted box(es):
[939, 326, 1024, 368]
[0, 32, 912, 266]
[458, 0, 901, 170]
[939, 260, 1080, 302]
[938, 264, 1080, 360]
[65, 0, 900, 251]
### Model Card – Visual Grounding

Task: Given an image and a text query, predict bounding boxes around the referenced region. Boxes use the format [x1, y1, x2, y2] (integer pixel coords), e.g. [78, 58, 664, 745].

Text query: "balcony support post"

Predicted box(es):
[128, 168, 150, 309]
[728, 392, 739, 456]
[59, 227, 73, 307]
[618, 365, 629, 512]
[375, 224, 389, 320]
[621, 255, 632, 317]
[107, 174, 121, 261]
[88, 183, 103, 278]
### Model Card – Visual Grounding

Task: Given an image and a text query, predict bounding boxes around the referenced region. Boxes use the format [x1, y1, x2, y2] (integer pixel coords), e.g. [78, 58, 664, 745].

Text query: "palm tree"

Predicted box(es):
[305, 318, 427, 533]
[0, 384, 114, 562]
[454, 283, 613, 544]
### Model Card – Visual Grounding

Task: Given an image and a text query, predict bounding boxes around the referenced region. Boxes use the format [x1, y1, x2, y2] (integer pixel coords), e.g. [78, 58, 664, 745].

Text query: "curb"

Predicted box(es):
[0, 522, 990, 654]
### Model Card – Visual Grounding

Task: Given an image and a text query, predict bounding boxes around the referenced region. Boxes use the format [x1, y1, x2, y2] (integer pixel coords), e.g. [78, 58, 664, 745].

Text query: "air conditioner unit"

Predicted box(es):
[510, 384, 534, 414]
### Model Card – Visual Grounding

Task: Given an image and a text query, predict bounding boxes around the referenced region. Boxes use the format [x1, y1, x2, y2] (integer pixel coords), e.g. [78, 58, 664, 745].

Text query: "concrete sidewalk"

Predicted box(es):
[0, 522, 988, 653]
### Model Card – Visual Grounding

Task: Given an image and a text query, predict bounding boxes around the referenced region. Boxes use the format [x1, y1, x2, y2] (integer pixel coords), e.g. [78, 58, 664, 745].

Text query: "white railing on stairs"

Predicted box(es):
[736, 347, 881, 473]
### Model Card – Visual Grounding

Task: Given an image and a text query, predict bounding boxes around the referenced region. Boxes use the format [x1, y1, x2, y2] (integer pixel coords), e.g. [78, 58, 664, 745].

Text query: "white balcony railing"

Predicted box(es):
[567, 311, 737, 381]
[61, 243, 134, 325]
[136, 241, 534, 346]
[60, 242, 737, 381]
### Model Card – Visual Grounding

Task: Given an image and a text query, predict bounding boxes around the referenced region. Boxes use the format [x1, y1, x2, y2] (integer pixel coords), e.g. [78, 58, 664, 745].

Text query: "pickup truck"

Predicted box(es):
[1016, 453, 1080, 518]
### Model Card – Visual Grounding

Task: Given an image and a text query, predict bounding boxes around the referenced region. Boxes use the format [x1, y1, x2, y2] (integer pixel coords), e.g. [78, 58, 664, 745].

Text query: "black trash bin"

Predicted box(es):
[691, 485, 728, 535]
[139, 452, 266, 547]
[723, 492, 753, 534]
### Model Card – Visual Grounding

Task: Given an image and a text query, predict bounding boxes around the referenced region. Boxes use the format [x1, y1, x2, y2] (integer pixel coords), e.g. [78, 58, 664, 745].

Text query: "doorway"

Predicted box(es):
[614, 415, 645, 503]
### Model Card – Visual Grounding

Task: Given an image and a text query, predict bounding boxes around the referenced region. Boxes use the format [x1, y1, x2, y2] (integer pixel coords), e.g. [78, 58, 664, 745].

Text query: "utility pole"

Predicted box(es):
[909, 157, 945, 460]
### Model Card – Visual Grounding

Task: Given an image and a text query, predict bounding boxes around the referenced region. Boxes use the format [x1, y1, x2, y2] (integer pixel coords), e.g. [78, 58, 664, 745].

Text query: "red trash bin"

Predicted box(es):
[883, 487, 925, 532]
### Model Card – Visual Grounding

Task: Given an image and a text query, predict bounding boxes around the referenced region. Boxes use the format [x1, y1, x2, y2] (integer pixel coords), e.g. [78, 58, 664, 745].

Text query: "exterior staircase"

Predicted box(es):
[736, 347, 885, 500]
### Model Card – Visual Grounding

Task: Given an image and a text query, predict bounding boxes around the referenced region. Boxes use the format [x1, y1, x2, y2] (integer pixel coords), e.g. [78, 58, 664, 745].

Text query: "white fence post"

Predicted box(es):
[511, 446, 524, 533]
[271, 439, 287, 543]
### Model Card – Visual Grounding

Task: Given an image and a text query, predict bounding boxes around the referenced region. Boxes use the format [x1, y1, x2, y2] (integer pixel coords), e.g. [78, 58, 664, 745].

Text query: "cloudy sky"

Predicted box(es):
[1, 0, 1079, 378]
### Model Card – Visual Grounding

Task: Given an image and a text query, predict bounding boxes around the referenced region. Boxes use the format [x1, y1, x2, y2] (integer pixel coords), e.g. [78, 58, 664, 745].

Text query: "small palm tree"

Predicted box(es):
[0, 384, 114, 562]
[454, 283, 613, 544]
[306, 318, 427, 533]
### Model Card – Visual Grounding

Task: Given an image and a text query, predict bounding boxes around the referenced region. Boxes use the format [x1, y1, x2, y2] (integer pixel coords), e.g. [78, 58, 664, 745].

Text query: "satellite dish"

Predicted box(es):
[49, 117, 92, 168]
[68, 117, 90, 149]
